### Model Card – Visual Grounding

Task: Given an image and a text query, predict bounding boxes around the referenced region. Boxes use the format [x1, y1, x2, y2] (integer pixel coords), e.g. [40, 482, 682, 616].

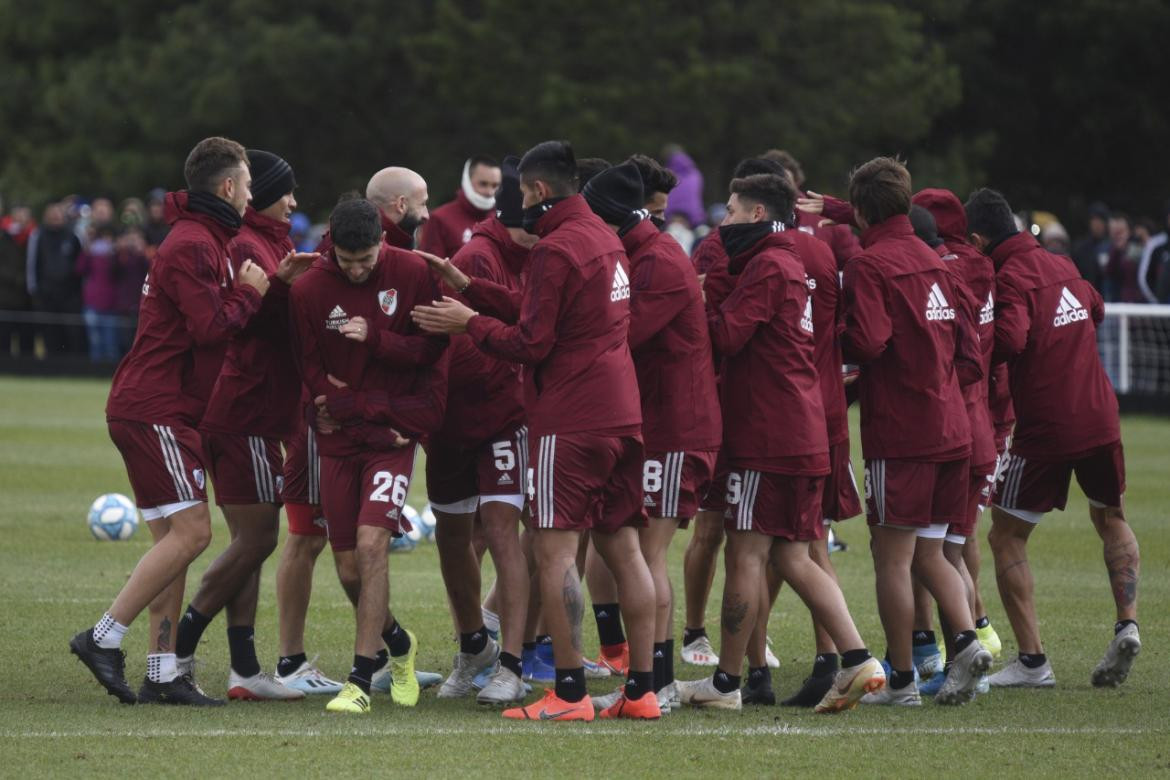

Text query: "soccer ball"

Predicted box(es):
[418, 503, 438, 542]
[87, 493, 140, 541]
[390, 505, 420, 553]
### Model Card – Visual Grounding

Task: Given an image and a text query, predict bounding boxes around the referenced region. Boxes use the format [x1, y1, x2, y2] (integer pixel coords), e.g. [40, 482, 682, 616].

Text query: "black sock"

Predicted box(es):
[975, 615, 990, 629]
[174, 605, 212, 658]
[460, 626, 488, 655]
[652, 642, 667, 692]
[277, 652, 307, 678]
[841, 648, 872, 668]
[912, 630, 936, 647]
[664, 639, 675, 686]
[522, 641, 537, 654]
[1019, 652, 1047, 669]
[554, 667, 586, 702]
[713, 668, 740, 694]
[1115, 619, 1138, 634]
[373, 648, 389, 671]
[683, 627, 707, 646]
[592, 603, 626, 648]
[625, 670, 653, 699]
[812, 653, 839, 677]
[890, 669, 915, 690]
[348, 654, 377, 694]
[227, 625, 260, 677]
[953, 630, 977, 654]
[499, 651, 523, 678]
[536, 634, 552, 645]
[383, 621, 412, 657]
[747, 665, 770, 688]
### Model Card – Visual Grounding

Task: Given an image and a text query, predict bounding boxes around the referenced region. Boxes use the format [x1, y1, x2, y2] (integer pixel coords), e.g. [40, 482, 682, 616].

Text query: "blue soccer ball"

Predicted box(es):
[390, 505, 420, 553]
[418, 503, 438, 542]
[87, 493, 140, 541]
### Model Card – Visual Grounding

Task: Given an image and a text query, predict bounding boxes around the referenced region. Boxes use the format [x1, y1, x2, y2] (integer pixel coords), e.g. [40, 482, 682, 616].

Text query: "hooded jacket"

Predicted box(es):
[289, 245, 449, 457]
[106, 191, 262, 427]
[664, 151, 706, 228]
[464, 195, 641, 439]
[418, 189, 493, 260]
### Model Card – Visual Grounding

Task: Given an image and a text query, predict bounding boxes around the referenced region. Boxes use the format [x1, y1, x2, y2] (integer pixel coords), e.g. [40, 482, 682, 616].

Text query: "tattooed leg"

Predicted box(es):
[534, 529, 584, 669]
[989, 506, 1043, 654]
[1091, 505, 1140, 621]
[717, 530, 770, 679]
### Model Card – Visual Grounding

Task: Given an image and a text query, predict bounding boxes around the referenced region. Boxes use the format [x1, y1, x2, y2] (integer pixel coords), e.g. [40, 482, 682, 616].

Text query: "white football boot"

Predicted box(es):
[676, 676, 742, 710]
[680, 635, 719, 666]
[1091, 624, 1141, 688]
[275, 656, 344, 695]
[227, 669, 306, 700]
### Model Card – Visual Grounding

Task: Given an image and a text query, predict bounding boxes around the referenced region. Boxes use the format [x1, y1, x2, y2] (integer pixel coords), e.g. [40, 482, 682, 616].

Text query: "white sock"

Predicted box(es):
[93, 613, 129, 649]
[481, 606, 500, 635]
[147, 652, 179, 683]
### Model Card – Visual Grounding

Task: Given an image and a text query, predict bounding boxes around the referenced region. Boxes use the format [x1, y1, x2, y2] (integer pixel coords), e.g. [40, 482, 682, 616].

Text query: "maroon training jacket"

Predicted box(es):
[464, 196, 641, 439]
[990, 232, 1119, 459]
[106, 192, 262, 427]
[623, 217, 721, 453]
[418, 190, 492, 260]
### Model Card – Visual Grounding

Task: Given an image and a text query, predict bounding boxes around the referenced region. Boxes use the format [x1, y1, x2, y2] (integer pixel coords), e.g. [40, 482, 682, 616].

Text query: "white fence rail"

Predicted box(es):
[1102, 303, 1170, 395]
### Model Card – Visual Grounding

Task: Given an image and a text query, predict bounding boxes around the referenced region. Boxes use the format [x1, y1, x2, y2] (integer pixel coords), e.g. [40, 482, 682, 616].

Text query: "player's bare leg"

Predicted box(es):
[870, 525, 918, 673]
[912, 538, 976, 635]
[479, 500, 528, 660]
[189, 503, 279, 616]
[354, 525, 392, 658]
[1089, 504, 1140, 622]
[591, 526, 657, 697]
[988, 507, 1042, 653]
[433, 508, 484, 632]
[276, 532, 327, 657]
[771, 540, 866, 654]
[584, 536, 627, 672]
[682, 510, 724, 663]
[962, 534, 988, 621]
[746, 557, 782, 670]
[533, 528, 587, 670]
[808, 535, 840, 655]
[638, 516, 679, 699]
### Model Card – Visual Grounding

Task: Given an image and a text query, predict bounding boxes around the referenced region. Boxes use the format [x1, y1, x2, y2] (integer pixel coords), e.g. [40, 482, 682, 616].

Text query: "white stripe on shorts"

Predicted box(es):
[870, 459, 886, 524]
[1002, 452, 1026, 509]
[661, 451, 684, 518]
[516, 426, 529, 506]
[307, 428, 320, 504]
[249, 436, 274, 503]
[153, 424, 193, 502]
[737, 469, 760, 531]
[538, 434, 556, 529]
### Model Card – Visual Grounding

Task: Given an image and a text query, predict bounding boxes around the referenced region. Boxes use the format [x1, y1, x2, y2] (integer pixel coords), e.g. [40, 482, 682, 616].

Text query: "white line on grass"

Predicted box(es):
[1, 726, 1158, 739]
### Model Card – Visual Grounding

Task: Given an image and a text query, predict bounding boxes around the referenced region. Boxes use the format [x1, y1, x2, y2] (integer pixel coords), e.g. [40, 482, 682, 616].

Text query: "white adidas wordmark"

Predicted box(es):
[926, 282, 956, 321]
[611, 263, 631, 302]
[326, 305, 349, 330]
[800, 295, 814, 333]
[1053, 286, 1088, 327]
[980, 292, 994, 325]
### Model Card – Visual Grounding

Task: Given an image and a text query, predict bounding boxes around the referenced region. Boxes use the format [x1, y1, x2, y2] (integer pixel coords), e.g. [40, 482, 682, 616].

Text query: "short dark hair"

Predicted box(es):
[729, 173, 797, 222]
[761, 149, 804, 188]
[519, 140, 578, 197]
[626, 153, 678, 195]
[733, 157, 787, 180]
[184, 136, 247, 193]
[909, 204, 941, 247]
[575, 158, 611, 191]
[964, 188, 1018, 243]
[468, 155, 500, 173]
[329, 198, 383, 252]
[849, 156, 911, 225]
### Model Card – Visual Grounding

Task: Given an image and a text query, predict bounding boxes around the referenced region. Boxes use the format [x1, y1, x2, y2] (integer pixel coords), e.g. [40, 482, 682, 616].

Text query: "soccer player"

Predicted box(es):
[177, 150, 319, 700]
[71, 137, 281, 705]
[763, 149, 862, 268]
[412, 140, 660, 721]
[964, 188, 1141, 689]
[678, 172, 884, 713]
[317, 167, 429, 254]
[581, 162, 722, 713]
[289, 197, 450, 714]
[414, 157, 536, 705]
[418, 156, 501, 258]
[840, 157, 992, 706]
[625, 153, 677, 225]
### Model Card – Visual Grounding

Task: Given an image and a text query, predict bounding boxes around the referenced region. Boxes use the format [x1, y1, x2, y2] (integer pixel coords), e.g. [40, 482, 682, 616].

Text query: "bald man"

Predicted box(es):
[366, 167, 430, 249]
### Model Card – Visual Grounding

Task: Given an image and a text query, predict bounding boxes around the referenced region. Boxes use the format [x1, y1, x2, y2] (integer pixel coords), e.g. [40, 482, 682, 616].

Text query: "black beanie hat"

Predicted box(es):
[247, 149, 296, 211]
[496, 155, 524, 228]
[909, 204, 942, 248]
[583, 162, 644, 226]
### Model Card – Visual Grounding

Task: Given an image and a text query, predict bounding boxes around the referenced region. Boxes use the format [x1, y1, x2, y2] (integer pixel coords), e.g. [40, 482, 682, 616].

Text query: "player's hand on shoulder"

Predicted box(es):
[414, 249, 470, 292]
[238, 259, 270, 295]
[275, 250, 320, 284]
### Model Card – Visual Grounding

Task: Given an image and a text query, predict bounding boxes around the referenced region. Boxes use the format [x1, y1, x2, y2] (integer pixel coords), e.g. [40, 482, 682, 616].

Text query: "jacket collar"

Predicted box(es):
[244, 206, 292, 243]
[988, 231, 1034, 270]
[164, 191, 238, 245]
[620, 216, 659, 258]
[533, 194, 593, 237]
[860, 213, 915, 248]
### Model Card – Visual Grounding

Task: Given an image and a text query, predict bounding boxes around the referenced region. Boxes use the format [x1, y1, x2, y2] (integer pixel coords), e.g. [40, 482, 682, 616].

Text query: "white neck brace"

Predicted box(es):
[462, 160, 496, 211]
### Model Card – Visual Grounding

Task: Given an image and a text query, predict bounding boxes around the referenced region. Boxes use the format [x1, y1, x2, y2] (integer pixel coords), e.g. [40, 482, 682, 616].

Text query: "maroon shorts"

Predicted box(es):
[949, 462, 997, 540]
[529, 432, 646, 533]
[108, 420, 208, 508]
[864, 457, 969, 529]
[426, 424, 528, 509]
[722, 468, 825, 542]
[285, 501, 327, 537]
[698, 452, 730, 514]
[283, 427, 321, 506]
[319, 446, 417, 551]
[822, 440, 862, 522]
[994, 441, 1125, 513]
[202, 432, 284, 506]
[643, 450, 718, 525]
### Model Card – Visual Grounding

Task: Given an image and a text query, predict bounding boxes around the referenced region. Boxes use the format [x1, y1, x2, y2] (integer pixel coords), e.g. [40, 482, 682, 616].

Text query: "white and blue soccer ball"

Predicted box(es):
[390, 504, 421, 553]
[87, 493, 140, 541]
[418, 503, 438, 542]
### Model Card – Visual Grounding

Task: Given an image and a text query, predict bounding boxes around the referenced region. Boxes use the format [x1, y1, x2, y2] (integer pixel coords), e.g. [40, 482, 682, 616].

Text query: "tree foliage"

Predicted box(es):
[1, 0, 1166, 221]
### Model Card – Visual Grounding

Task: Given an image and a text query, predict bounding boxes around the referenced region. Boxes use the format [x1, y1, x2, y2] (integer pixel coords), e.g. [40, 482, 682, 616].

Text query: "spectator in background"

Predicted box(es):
[142, 189, 170, 254]
[114, 226, 150, 353]
[1144, 202, 1170, 302]
[417, 155, 501, 258]
[289, 212, 313, 252]
[1040, 222, 1071, 255]
[0, 206, 36, 356]
[1105, 213, 1144, 303]
[26, 202, 84, 354]
[662, 144, 705, 229]
[75, 223, 121, 361]
[1133, 217, 1156, 247]
[120, 198, 146, 230]
[1071, 201, 1110, 293]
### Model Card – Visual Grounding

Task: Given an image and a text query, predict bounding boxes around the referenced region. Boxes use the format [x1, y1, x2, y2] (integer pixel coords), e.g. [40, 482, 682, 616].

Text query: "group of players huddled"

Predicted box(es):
[70, 135, 1142, 720]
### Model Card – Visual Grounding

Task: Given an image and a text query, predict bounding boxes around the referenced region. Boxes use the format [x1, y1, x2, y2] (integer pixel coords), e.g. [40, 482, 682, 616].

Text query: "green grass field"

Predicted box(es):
[0, 376, 1166, 778]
